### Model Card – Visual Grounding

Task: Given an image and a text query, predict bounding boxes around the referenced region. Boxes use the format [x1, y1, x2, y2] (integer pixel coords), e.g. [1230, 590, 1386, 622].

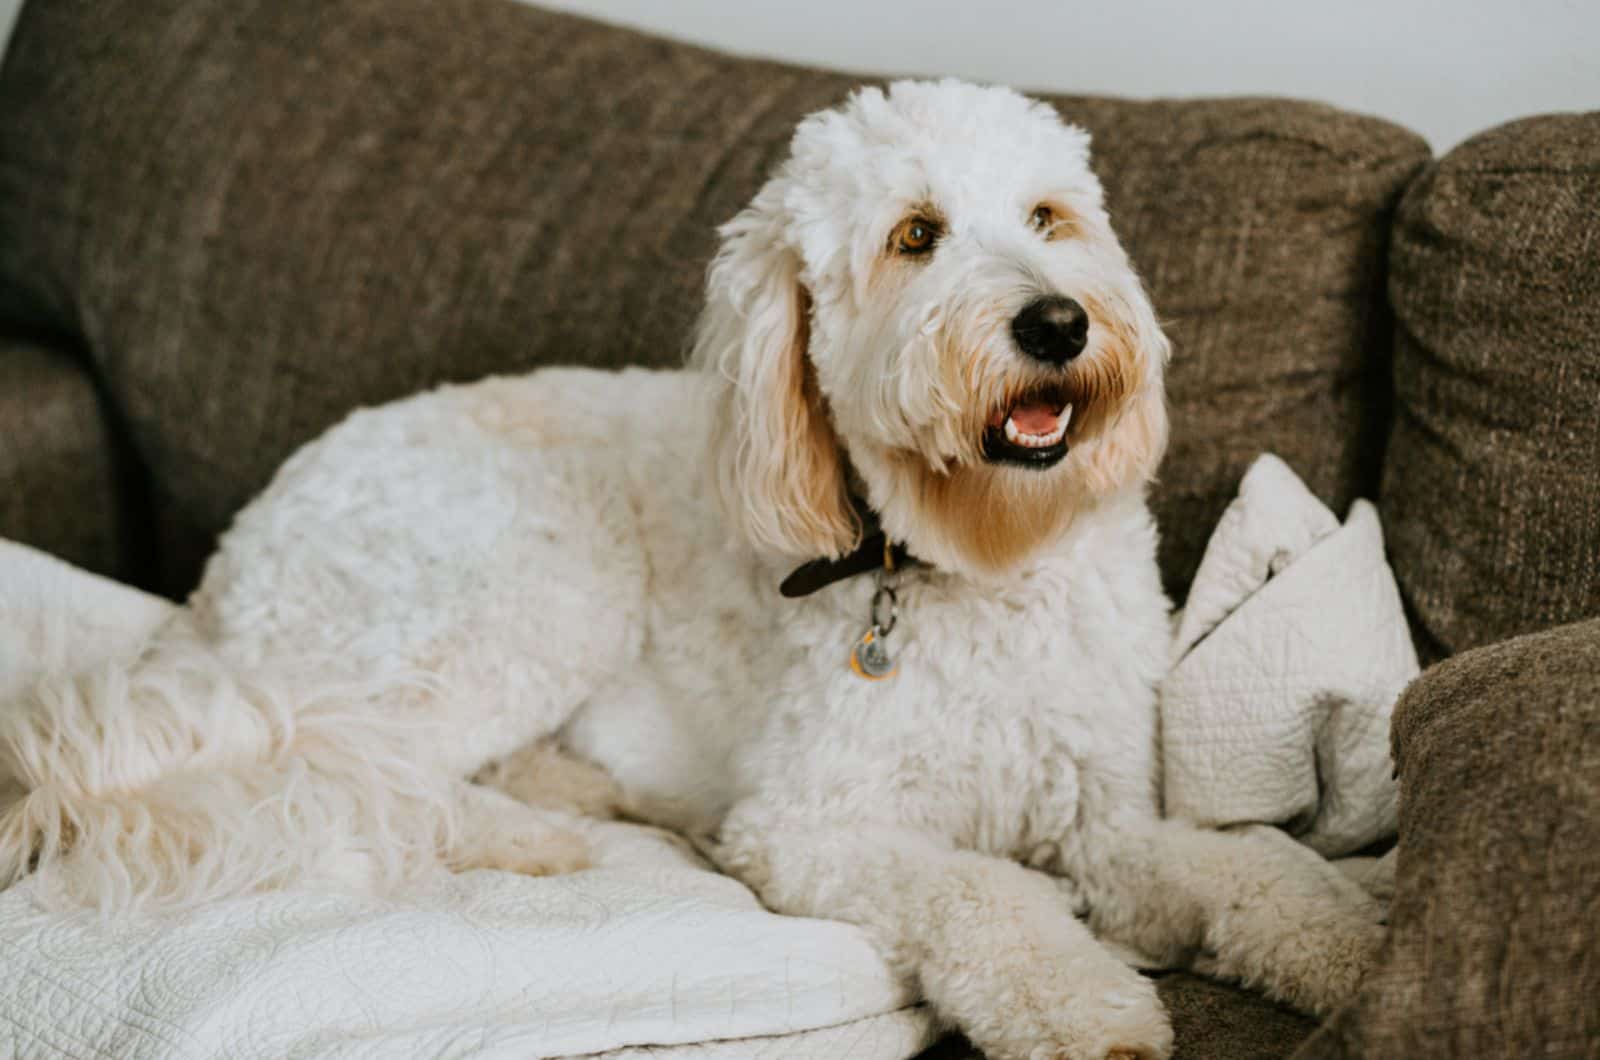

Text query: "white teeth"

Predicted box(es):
[1001, 403, 1074, 449]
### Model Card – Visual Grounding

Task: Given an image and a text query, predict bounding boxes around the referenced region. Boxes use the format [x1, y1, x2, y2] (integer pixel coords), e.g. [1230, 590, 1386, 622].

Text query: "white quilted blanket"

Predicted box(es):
[0, 543, 933, 1060]
[1162, 454, 1418, 859]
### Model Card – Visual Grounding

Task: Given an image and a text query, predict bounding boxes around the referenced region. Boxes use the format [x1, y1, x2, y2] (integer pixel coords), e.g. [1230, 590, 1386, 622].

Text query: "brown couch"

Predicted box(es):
[0, 1, 1595, 1057]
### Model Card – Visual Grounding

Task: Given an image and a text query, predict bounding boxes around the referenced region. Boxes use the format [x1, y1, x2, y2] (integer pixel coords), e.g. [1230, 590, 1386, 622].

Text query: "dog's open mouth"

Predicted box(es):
[982, 385, 1073, 468]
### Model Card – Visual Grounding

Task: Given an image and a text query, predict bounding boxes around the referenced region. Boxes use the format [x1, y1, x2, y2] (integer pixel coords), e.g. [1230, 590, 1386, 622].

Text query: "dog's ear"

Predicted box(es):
[692, 189, 859, 559]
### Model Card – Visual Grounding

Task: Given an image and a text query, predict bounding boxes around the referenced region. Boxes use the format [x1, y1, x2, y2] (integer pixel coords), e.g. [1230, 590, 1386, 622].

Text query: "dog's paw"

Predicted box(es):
[453, 826, 591, 878]
[966, 969, 1173, 1060]
[473, 739, 625, 819]
[1034, 980, 1174, 1060]
[1210, 916, 1383, 1017]
[1289, 919, 1384, 1016]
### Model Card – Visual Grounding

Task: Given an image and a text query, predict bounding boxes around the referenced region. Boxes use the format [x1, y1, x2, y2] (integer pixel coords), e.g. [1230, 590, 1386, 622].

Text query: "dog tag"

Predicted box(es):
[850, 627, 897, 680]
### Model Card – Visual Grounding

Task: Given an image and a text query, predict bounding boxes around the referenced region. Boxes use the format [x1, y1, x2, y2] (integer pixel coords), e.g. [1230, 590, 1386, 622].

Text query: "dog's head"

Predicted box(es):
[694, 79, 1169, 577]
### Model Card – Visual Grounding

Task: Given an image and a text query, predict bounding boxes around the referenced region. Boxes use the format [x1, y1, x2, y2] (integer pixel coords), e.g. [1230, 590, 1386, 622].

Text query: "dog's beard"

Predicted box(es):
[860, 306, 1155, 574]
[882, 450, 1088, 573]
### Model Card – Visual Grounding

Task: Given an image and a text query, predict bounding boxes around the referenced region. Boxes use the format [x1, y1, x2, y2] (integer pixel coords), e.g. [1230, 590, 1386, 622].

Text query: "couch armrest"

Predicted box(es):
[1296, 618, 1600, 1057]
[0, 331, 141, 582]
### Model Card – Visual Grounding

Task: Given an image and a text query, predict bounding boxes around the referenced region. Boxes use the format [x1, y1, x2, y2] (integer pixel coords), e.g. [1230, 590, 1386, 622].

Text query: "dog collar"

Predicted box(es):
[778, 533, 919, 598]
[779, 502, 924, 681]
[778, 495, 924, 598]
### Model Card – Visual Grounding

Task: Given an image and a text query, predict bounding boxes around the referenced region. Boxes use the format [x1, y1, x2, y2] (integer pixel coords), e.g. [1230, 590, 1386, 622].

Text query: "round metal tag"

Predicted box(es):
[850, 627, 897, 680]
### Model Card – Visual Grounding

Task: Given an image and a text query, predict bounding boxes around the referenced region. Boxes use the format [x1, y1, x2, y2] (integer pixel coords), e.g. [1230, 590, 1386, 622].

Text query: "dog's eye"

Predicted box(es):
[1030, 204, 1059, 237]
[892, 217, 940, 256]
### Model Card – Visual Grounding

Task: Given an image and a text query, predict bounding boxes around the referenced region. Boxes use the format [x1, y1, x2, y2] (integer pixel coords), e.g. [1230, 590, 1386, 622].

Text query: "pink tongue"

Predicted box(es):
[1009, 401, 1062, 434]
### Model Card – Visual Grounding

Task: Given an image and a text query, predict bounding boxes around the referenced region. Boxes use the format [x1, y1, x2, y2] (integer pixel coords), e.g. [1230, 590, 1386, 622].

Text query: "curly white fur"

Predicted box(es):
[0, 81, 1381, 1059]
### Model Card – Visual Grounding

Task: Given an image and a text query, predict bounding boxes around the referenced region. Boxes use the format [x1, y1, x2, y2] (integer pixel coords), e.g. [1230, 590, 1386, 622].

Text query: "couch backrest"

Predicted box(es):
[0, 0, 1426, 598]
[1382, 112, 1600, 659]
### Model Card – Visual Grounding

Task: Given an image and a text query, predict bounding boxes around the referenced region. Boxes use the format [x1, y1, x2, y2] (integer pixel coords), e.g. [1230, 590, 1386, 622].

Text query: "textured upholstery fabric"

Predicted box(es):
[0, 0, 857, 593]
[1382, 113, 1600, 660]
[0, 332, 135, 580]
[1296, 618, 1600, 1058]
[0, 0, 1427, 597]
[1157, 973, 1317, 1060]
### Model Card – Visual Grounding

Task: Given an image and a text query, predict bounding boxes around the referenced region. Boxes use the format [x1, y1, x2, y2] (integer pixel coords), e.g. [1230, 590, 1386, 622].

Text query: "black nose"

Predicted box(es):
[1011, 295, 1089, 365]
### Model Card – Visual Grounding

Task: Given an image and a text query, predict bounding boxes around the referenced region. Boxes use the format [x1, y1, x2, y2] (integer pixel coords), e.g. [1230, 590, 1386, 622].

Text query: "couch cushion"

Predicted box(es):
[1295, 617, 1600, 1058]
[0, 332, 138, 580]
[1158, 972, 1317, 1059]
[1381, 113, 1600, 659]
[0, 0, 1426, 597]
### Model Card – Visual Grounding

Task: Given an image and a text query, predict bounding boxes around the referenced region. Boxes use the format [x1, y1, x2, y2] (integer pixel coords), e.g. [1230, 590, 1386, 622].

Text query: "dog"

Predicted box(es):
[0, 80, 1382, 1060]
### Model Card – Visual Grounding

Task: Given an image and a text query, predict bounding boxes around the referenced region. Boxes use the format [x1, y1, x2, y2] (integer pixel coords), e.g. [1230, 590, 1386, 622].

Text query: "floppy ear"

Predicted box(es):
[691, 187, 859, 559]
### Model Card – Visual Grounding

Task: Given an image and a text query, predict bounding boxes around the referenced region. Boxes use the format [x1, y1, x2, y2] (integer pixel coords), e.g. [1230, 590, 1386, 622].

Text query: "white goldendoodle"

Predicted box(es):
[1, 80, 1382, 1060]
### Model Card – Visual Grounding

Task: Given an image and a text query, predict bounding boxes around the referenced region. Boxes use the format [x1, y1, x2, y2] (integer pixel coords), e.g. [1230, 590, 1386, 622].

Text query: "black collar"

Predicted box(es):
[778, 500, 923, 598]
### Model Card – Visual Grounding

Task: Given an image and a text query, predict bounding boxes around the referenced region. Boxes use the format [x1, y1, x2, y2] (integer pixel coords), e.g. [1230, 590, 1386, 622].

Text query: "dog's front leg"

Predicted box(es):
[710, 801, 1172, 1060]
[1078, 819, 1385, 1017]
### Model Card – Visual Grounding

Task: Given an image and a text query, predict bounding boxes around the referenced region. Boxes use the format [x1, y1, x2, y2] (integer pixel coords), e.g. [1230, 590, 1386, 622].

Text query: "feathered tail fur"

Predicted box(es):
[0, 617, 461, 912]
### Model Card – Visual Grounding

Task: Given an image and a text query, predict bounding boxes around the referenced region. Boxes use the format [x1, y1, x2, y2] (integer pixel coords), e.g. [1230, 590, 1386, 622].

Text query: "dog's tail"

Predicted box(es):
[0, 620, 458, 912]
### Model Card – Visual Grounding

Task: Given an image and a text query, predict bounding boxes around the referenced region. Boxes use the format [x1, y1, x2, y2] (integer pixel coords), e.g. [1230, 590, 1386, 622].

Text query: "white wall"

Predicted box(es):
[532, 0, 1599, 151]
[0, 0, 20, 60]
[0, 0, 1591, 150]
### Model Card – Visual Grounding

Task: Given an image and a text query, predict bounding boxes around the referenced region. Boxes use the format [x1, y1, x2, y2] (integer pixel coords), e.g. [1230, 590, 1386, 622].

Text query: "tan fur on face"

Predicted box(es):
[893, 454, 1087, 572]
[1079, 386, 1169, 496]
[1060, 288, 1153, 442]
[1072, 284, 1172, 494]
[1030, 200, 1083, 243]
[939, 287, 1150, 466]
[891, 284, 1168, 573]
